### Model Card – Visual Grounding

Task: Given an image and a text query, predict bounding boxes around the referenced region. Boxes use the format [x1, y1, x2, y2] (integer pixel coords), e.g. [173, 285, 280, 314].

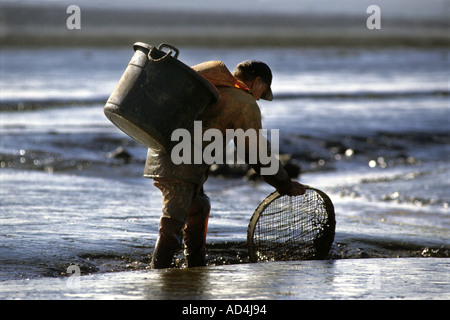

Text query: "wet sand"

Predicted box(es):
[0, 258, 448, 300]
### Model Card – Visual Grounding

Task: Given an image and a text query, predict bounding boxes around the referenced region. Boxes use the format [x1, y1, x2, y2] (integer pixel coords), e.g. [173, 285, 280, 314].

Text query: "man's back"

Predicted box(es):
[144, 61, 263, 183]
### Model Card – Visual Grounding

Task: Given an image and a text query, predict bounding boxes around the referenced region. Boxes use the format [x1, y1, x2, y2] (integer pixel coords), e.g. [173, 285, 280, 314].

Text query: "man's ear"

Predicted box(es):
[254, 76, 264, 89]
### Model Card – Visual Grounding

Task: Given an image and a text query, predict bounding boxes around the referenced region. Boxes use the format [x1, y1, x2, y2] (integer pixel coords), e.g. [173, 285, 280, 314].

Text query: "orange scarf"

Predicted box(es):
[234, 79, 250, 92]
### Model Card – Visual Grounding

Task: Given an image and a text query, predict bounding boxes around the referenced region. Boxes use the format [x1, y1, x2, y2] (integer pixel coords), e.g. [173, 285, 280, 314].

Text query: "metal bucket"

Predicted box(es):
[104, 42, 218, 152]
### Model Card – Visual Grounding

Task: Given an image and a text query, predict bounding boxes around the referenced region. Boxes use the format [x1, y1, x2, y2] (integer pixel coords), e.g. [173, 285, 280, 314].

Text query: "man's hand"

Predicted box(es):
[277, 180, 306, 196]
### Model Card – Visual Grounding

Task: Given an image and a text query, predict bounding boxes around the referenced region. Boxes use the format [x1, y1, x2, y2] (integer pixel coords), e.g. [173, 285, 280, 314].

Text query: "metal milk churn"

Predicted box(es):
[104, 42, 218, 153]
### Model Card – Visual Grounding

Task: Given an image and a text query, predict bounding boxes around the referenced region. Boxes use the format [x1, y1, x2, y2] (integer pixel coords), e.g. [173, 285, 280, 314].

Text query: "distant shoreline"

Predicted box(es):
[1, 4, 448, 48]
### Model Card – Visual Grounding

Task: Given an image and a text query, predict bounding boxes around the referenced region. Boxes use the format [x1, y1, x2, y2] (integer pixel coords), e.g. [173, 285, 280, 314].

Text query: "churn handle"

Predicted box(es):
[148, 43, 180, 61]
[158, 43, 179, 58]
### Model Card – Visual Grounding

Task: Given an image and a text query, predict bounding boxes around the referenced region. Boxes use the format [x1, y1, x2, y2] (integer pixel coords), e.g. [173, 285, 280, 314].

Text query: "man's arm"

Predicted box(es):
[230, 91, 306, 196]
[248, 137, 306, 196]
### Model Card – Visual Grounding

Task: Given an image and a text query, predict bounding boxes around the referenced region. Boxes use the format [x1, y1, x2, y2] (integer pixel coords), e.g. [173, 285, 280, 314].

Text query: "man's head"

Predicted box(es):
[233, 60, 273, 101]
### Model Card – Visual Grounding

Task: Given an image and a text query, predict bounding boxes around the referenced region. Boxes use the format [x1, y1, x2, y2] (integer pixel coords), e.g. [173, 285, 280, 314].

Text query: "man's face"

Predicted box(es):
[251, 77, 269, 101]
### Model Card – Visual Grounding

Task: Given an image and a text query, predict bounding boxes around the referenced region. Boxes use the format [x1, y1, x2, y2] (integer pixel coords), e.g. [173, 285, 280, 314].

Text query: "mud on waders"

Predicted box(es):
[104, 43, 218, 268]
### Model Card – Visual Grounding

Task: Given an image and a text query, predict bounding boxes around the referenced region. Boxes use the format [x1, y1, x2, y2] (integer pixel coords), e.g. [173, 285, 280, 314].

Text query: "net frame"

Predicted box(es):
[247, 187, 335, 262]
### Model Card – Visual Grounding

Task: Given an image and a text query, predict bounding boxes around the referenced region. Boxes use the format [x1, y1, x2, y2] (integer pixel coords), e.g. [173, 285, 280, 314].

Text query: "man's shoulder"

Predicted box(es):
[218, 86, 256, 106]
[192, 61, 236, 88]
[217, 87, 261, 125]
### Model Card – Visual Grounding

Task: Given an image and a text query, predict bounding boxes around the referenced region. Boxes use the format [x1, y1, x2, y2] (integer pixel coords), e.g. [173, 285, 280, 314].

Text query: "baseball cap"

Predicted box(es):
[236, 60, 273, 101]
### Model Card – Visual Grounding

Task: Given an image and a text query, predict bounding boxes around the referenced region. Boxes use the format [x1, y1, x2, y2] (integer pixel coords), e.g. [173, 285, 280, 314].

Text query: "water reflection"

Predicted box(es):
[150, 267, 213, 300]
[135, 258, 448, 300]
[145, 261, 338, 300]
[0, 258, 447, 299]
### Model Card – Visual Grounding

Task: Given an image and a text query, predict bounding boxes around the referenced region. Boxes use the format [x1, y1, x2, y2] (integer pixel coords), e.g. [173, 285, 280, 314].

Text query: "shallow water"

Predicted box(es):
[1, 258, 448, 300]
[1, 168, 447, 282]
[0, 46, 448, 299]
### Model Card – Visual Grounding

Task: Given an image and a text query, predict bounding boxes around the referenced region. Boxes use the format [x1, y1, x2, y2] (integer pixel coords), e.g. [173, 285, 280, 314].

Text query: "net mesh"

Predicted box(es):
[248, 188, 335, 262]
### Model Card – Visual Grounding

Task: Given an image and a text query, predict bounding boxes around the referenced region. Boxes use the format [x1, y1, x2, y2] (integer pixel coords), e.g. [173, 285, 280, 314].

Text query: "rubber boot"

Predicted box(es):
[151, 217, 184, 269]
[183, 192, 211, 267]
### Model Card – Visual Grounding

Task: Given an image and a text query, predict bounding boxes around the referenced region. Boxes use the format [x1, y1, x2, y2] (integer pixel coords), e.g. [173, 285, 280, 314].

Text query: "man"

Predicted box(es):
[145, 60, 306, 269]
